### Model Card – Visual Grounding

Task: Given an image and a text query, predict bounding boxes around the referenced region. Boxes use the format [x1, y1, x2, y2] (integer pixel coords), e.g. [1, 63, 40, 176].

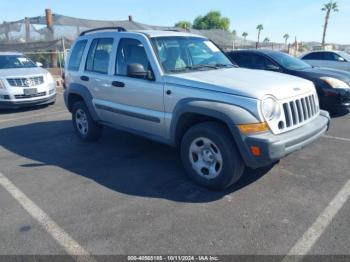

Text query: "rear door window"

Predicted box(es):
[68, 40, 87, 71]
[85, 38, 113, 74]
[302, 52, 326, 60]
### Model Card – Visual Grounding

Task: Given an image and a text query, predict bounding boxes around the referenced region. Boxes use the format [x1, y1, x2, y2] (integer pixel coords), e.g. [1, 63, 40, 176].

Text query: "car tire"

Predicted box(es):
[181, 122, 245, 190]
[72, 101, 102, 141]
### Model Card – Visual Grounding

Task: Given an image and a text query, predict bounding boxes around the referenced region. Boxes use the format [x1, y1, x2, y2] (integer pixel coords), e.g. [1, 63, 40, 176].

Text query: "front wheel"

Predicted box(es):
[181, 122, 245, 190]
[72, 101, 103, 141]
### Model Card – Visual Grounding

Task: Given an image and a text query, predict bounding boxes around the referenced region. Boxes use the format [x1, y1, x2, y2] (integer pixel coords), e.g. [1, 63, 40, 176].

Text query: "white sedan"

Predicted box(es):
[300, 50, 350, 72]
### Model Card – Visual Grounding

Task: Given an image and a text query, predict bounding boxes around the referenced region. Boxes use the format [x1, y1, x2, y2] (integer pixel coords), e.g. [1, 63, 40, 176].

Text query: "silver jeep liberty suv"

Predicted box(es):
[64, 27, 330, 190]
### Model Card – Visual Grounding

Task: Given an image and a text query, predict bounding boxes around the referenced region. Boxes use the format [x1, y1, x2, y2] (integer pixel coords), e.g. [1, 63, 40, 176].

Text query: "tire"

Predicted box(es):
[72, 101, 103, 141]
[181, 122, 245, 190]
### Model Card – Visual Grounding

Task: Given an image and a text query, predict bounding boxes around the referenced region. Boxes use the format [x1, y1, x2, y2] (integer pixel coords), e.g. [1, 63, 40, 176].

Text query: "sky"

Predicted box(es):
[1, 0, 349, 44]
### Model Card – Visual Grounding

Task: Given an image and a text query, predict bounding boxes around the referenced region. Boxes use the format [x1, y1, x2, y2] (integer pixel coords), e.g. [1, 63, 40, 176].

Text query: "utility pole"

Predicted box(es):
[62, 37, 66, 56]
[45, 8, 57, 68]
[45, 9, 54, 39]
[59, 37, 66, 77]
[25, 17, 31, 42]
[3, 22, 9, 42]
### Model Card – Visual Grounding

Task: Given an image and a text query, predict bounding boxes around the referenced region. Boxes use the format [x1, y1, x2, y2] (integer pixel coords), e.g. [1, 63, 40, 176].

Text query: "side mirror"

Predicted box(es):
[36, 62, 43, 67]
[127, 63, 154, 80]
[338, 57, 346, 62]
[266, 64, 280, 71]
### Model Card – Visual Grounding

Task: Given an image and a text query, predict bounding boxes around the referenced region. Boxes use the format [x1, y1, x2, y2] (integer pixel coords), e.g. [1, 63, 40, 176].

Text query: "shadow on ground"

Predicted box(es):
[0, 105, 49, 115]
[328, 108, 349, 118]
[0, 120, 273, 203]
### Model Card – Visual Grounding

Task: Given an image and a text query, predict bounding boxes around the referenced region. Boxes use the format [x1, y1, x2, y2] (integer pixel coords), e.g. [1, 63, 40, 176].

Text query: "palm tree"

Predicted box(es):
[232, 30, 237, 49]
[321, 1, 339, 47]
[283, 34, 290, 46]
[242, 32, 248, 46]
[256, 24, 264, 48]
[263, 37, 270, 48]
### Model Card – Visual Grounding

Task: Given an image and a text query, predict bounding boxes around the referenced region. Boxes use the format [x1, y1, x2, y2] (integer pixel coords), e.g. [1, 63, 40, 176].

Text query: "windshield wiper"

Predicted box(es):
[169, 65, 217, 73]
[214, 63, 236, 68]
[168, 66, 195, 72]
[191, 64, 219, 70]
[168, 64, 234, 73]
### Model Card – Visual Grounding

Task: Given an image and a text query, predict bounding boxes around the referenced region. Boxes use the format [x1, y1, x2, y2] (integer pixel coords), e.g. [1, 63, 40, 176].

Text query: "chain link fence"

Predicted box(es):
[1, 9, 312, 72]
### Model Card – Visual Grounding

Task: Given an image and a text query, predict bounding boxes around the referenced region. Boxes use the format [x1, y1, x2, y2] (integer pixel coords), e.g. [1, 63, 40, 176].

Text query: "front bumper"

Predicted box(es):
[0, 94, 56, 109]
[240, 110, 330, 169]
[320, 88, 350, 109]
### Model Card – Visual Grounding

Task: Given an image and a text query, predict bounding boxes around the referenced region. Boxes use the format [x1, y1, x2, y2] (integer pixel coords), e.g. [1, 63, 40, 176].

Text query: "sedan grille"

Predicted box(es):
[282, 94, 318, 128]
[7, 76, 44, 87]
[14, 92, 46, 99]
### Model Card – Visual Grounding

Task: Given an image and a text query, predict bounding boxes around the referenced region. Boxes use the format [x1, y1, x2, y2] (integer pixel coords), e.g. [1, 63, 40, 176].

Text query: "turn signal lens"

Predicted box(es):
[238, 122, 269, 134]
[250, 146, 261, 156]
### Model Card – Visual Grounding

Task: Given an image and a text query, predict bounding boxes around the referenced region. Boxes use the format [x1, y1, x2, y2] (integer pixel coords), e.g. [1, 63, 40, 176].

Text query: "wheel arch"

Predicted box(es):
[169, 99, 262, 168]
[65, 83, 100, 121]
[170, 99, 259, 146]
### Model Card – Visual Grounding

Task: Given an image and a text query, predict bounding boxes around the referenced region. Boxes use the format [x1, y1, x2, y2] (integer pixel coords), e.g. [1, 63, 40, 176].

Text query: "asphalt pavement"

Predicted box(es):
[0, 90, 349, 258]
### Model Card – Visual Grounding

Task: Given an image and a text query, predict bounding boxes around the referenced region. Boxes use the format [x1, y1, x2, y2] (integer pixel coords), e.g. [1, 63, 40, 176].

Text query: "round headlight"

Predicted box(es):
[262, 97, 280, 121]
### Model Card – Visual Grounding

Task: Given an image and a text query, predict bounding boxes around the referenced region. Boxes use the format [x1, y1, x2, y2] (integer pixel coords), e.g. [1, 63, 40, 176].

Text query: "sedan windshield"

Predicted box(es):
[268, 52, 311, 70]
[152, 37, 234, 73]
[0, 55, 36, 69]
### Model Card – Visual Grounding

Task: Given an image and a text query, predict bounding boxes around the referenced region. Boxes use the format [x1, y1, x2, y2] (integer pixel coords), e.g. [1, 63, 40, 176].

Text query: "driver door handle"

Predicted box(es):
[80, 76, 89, 81]
[112, 81, 125, 88]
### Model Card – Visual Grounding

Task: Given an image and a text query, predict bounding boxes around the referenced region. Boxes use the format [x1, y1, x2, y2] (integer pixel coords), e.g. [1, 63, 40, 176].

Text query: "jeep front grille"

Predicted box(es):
[282, 94, 318, 128]
[7, 76, 44, 87]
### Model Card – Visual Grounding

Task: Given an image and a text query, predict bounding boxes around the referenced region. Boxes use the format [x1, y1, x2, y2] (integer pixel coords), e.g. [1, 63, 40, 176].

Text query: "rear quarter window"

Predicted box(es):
[302, 52, 325, 60]
[68, 40, 88, 71]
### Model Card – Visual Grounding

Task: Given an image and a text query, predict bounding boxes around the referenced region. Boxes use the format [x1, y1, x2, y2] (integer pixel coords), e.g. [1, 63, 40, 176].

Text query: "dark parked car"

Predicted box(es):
[227, 50, 350, 110]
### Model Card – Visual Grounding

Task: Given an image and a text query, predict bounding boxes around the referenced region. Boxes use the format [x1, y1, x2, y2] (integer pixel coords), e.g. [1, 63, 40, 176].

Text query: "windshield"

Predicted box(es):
[152, 37, 234, 73]
[268, 52, 311, 70]
[0, 55, 36, 69]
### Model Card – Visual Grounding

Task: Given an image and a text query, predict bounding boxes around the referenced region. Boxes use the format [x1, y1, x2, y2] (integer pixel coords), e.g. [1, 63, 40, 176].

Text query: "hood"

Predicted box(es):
[294, 67, 350, 83]
[164, 68, 315, 100]
[0, 67, 48, 78]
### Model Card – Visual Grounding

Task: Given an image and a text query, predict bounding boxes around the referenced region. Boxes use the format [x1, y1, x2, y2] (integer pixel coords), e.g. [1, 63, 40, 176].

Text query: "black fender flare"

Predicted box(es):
[170, 99, 260, 164]
[64, 83, 100, 121]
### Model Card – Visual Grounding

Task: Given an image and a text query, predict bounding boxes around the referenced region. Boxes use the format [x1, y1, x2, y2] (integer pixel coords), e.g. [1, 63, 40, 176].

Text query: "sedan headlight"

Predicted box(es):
[320, 77, 350, 89]
[261, 96, 281, 121]
[0, 79, 6, 89]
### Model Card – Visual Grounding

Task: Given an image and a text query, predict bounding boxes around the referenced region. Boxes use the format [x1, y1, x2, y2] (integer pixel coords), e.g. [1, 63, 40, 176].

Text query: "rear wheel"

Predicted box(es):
[72, 101, 102, 141]
[181, 122, 245, 190]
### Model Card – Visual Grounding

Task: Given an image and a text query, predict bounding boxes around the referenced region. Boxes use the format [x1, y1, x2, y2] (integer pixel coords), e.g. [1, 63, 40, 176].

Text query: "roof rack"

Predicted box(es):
[80, 27, 127, 36]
